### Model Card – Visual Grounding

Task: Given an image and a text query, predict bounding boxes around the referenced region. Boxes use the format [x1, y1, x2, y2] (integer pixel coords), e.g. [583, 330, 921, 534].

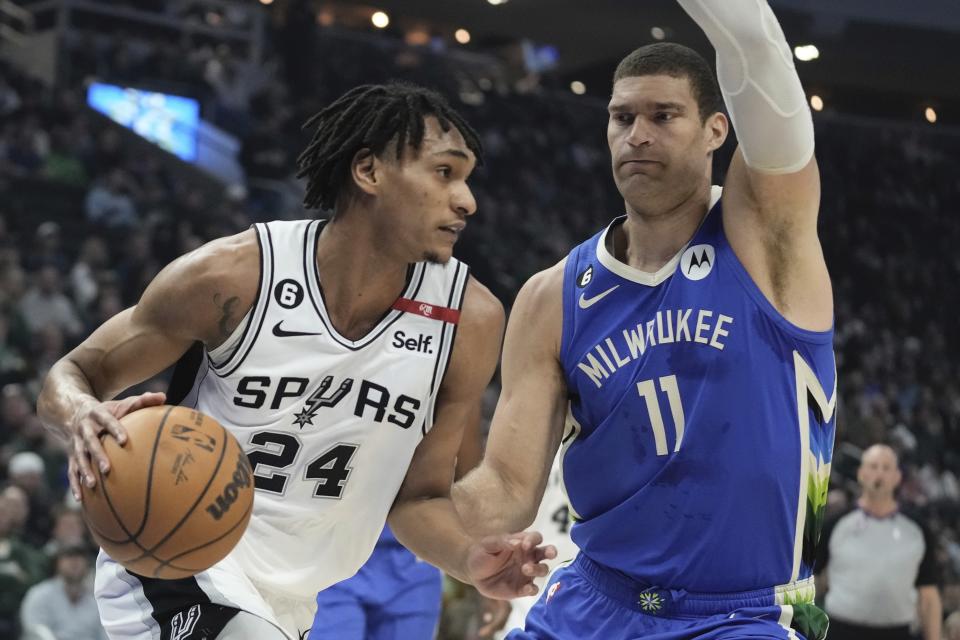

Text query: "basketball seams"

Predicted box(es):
[131, 416, 231, 567]
[83, 515, 137, 546]
[95, 405, 177, 550]
[135, 405, 176, 537]
[152, 495, 254, 576]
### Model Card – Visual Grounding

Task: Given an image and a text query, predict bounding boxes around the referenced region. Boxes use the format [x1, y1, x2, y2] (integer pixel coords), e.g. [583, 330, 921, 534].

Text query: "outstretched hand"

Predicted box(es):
[466, 531, 556, 600]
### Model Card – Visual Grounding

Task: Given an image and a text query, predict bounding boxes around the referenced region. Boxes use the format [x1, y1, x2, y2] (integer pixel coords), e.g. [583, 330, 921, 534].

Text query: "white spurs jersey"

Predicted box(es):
[169, 219, 469, 599]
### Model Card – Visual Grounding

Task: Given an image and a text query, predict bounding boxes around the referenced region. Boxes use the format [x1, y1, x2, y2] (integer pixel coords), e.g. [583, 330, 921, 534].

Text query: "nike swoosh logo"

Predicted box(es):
[272, 321, 322, 338]
[578, 285, 619, 309]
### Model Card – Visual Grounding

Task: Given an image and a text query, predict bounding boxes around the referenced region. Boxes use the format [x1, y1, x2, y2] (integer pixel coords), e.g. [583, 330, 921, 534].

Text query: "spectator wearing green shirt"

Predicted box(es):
[0, 484, 47, 639]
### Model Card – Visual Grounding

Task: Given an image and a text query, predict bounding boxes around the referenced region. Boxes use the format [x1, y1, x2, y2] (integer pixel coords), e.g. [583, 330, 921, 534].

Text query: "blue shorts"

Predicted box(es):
[308, 542, 442, 640]
[507, 554, 828, 640]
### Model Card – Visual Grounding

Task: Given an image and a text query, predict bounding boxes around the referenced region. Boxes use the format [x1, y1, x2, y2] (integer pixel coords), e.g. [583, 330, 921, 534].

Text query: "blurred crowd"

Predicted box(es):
[1, 1, 959, 638]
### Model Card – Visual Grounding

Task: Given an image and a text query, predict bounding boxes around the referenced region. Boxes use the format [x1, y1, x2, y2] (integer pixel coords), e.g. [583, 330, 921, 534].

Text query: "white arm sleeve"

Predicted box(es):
[677, 0, 814, 174]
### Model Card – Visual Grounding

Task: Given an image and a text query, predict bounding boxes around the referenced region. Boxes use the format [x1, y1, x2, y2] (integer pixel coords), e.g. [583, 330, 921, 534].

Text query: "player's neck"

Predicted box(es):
[615, 186, 711, 272]
[858, 494, 898, 518]
[314, 216, 412, 340]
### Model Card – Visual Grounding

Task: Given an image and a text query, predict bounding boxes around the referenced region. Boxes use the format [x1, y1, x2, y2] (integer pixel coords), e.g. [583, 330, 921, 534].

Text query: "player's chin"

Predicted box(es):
[422, 245, 453, 265]
[616, 175, 655, 201]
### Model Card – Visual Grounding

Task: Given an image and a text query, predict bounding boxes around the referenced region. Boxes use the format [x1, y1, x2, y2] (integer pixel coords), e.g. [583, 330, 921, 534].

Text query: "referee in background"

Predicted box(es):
[815, 444, 942, 640]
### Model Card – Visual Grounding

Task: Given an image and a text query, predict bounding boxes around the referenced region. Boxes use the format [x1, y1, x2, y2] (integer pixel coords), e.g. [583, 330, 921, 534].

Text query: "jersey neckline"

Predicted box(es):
[596, 186, 722, 287]
[305, 219, 426, 350]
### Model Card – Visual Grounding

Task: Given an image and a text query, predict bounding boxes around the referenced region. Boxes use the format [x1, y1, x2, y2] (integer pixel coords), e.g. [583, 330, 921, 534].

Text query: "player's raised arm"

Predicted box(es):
[678, 0, 832, 330]
[36, 230, 259, 500]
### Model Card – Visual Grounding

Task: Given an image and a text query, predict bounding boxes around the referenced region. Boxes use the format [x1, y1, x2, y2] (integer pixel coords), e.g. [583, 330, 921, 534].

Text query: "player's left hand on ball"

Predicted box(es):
[466, 531, 556, 600]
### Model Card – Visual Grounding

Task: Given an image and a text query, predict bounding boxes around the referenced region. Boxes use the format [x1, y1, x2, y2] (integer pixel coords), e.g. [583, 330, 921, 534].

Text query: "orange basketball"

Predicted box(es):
[81, 405, 254, 580]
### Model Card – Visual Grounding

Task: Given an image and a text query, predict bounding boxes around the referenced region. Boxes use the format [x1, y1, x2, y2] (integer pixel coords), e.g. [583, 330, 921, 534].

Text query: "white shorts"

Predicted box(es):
[95, 551, 316, 640]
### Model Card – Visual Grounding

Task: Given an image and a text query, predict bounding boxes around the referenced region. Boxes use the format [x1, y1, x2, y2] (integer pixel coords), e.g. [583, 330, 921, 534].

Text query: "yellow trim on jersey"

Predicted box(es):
[790, 351, 837, 583]
[558, 406, 583, 522]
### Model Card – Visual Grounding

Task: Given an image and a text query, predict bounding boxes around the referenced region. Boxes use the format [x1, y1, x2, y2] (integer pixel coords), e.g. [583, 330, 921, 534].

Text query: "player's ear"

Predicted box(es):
[704, 111, 728, 153]
[351, 148, 380, 196]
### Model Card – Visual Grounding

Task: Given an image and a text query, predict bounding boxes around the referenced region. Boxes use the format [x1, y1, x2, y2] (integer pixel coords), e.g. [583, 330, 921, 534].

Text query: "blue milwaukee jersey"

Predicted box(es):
[559, 193, 836, 595]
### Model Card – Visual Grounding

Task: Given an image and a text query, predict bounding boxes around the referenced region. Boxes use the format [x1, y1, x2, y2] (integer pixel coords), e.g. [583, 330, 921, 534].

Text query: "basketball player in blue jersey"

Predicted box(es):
[400, 1, 838, 639]
[310, 525, 444, 640]
[37, 82, 554, 640]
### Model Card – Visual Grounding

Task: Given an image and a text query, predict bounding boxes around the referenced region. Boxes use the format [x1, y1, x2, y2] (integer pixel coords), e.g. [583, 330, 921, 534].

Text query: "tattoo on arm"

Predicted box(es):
[213, 293, 241, 340]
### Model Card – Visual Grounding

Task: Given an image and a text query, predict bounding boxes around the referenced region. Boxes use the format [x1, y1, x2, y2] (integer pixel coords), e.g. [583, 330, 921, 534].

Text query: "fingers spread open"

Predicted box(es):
[537, 544, 558, 562]
[73, 433, 96, 488]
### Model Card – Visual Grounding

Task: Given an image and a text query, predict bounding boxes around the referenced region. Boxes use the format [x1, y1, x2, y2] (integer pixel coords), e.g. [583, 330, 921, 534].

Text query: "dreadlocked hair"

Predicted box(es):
[296, 82, 484, 212]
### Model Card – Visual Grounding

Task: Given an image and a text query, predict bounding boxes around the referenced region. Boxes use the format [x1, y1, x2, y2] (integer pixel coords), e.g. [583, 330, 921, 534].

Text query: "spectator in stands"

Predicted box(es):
[816, 444, 942, 640]
[24, 222, 68, 275]
[86, 289, 124, 336]
[7, 452, 54, 548]
[19, 544, 106, 640]
[0, 384, 33, 445]
[0, 483, 46, 638]
[0, 287, 30, 376]
[3, 115, 48, 176]
[6, 410, 65, 485]
[43, 506, 90, 559]
[17, 264, 84, 340]
[0, 71, 21, 117]
[69, 236, 110, 313]
[43, 127, 89, 187]
[84, 168, 140, 229]
[0, 315, 28, 387]
[31, 323, 67, 379]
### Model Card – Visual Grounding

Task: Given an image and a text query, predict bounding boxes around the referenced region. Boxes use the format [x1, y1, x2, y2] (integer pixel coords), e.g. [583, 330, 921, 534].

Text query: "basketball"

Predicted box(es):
[80, 405, 254, 580]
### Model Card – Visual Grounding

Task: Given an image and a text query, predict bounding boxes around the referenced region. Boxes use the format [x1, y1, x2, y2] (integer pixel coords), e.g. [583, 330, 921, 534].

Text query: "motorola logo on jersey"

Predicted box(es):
[233, 375, 422, 430]
[274, 279, 304, 309]
[680, 244, 715, 281]
[577, 265, 594, 287]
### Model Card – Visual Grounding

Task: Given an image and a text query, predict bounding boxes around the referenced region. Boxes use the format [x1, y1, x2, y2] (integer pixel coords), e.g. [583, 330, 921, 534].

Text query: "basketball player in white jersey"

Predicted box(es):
[37, 82, 554, 640]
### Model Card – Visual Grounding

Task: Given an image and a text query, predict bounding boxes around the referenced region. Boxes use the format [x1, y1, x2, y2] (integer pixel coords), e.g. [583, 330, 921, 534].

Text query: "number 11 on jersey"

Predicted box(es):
[636, 375, 685, 456]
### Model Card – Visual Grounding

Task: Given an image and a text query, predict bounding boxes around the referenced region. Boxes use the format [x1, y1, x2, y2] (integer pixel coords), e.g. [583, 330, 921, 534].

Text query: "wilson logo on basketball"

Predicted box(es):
[206, 453, 253, 521]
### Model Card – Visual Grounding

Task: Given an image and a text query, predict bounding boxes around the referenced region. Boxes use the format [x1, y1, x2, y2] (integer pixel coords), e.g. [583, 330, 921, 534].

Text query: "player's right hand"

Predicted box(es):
[68, 391, 167, 500]
[465, 531, 556, 600]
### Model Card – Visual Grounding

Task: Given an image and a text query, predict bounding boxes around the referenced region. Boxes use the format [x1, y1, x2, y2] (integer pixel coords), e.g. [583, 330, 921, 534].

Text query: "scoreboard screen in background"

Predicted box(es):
[86, 82, 200, 162]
